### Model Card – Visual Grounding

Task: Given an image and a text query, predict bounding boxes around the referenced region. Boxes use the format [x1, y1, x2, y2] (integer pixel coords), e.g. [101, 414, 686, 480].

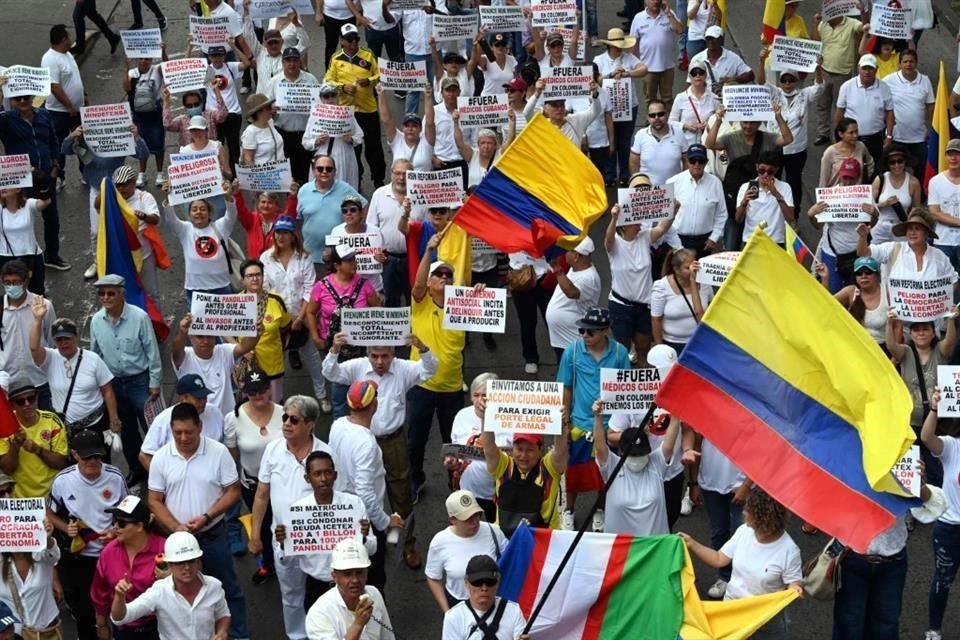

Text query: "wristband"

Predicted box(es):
[203, 512, 212, 524]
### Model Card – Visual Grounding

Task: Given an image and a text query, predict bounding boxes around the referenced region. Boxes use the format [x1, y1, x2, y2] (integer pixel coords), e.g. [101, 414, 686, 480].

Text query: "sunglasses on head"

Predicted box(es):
[469, 578, 498, 588]
[11, 394, 36, 406]
[282, 413, 304, 425]
[314, 165, 334, 173]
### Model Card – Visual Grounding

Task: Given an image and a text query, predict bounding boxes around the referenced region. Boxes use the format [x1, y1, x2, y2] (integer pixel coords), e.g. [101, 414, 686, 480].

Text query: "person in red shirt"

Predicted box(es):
[234, 180, 299, 258]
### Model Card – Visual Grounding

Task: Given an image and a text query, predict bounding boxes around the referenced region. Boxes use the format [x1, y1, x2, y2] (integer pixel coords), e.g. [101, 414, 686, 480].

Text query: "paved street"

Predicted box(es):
[3, 0, 960, 637]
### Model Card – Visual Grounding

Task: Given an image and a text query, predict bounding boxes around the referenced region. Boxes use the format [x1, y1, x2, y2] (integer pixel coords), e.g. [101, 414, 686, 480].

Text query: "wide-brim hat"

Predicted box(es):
[892, 210, 938, 240]
[245, 93, 275, 122]
[596, 27, 636, 49]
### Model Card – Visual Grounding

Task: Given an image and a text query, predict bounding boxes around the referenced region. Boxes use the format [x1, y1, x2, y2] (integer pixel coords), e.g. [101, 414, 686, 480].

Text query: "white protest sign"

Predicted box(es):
[822, 0, 861, 21]
[324, 233, 383, 274]
[161, 58, 208, 93]
[2, 65, 51, 98]
[554, 27, 586, 60]
[120, 28, 163, 59]
[479, 5, 527, 32]
[696, 251, 741, 287]
[722, 85, 773, 121]
[600, 368, 662, 414]
[889, 276, 954, 321]
[938, 366, 960, 417]
[442, 286, 507, 333]
[342, 307, 410, 346]
[485, 379, 565, 435]
[542, 65, 592, 100]
[305, 103, 355, 138]
[0, 498, 46, 553]
[275, 84, 321, 114]
[189, 15, 233, 48]
[892, 446, 921, 497]
[80, 103, 136, 158]
[167, 154, 225, 205]
[0, 155, 33, 189]
[283, 500, 360, 555]
[378, 59, 428, 92]
[389, 0, 430, 9]
[616, 184, 675, 225]
[531, 0, 577, 27]
[770, 36, 822, 73]
[190, 293, 257, 337]
[235, 159, 293, 193]
[250, 0, 296, 20]
[433, 14, 479, 42]
[603, 78, 632, 122]
[814, 184, 874, 223]
[457, 94, 509, 129]
[870, 4, 911, 40]
[406, 168, 465, 208]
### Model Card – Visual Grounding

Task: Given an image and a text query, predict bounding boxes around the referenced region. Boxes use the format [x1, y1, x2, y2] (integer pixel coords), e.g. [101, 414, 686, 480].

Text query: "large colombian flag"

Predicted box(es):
[452, 114, 606, 258]
[656, 229, 919, 553]
[761, 0, 786, 44]
[926, 61, 950, 190]
[498, 524, 796, 640]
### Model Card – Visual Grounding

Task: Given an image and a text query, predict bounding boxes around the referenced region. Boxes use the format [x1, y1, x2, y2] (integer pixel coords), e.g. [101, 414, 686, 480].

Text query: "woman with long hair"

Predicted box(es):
[817, 256, 892, 352]
[819, 117, 876, 186]
[651, 248, 711, 354]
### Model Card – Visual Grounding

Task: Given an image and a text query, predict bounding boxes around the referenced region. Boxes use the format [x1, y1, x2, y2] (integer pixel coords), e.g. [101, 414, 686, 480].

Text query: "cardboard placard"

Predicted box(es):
[892, 446, 921, 497]
[870, 4, 911, 40]
[389, 0, 431, 9]
[531, 0, 577, 27]
[341, 307, 410, 346]
[0, 498, 46, 553]
[457, 94, 510, 129]
[603, 78, 633, 122]
[161, 58, 209, 94]
[814, 184, 874, 223]
[432, 14, 479, 42]
[695, 251, 741, 287]
[325, 233, 383, 274]
[406, 168, 465, 208]
[889, 276, 954, 321]
[250, 0, 298, 20]
[553, 26, 586, 60]
[600, 368, 661, 414]
[478, 5, 526, 32]
[167, 154, 224, 205]
[235, 159, 293, 193]
[542, 65, 592, 100]
[938, 365, 960, 417]
[120, 28, 163, 59]
[275, 83, 321, 114]
[80, 103, 136, 158]
[484, 379, 565, 435]
[442, 286, 507, 333]
[616, 184, 675, 225]
[770, 36, 822, 73]
[189, 15, 233, 48]
[305, 103, 355, 138]
[2, 65, 51, 98]
[722, 85, 773, 122]
[190, 292, 258, 337]
[0, 155, 33, 189]
[283, 500, 360, 555]
[378, 59, 428, 92]
[822, 0, 861, 22]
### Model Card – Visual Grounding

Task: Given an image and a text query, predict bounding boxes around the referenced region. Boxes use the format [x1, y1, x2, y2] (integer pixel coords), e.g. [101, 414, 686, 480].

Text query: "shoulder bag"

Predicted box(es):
[802, 537, 847, 601]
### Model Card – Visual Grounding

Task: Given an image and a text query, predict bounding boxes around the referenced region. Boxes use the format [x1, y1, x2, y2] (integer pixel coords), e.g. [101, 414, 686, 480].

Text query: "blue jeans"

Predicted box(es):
[197, 523, 250, 639]
[406, 385, 463, 487]
[930, 520, 960, 630]
[612, 106, 638, 183]
[676, 0, 688, 53]
[331, 382, 349, 419]
[403, 54, 435, 115]
[701, 488, 743, 582]
[687, 39, 707, 58]
[112, 370, 149, 478]
[832, 550, 907, 640]
[383, 253, 410, 307]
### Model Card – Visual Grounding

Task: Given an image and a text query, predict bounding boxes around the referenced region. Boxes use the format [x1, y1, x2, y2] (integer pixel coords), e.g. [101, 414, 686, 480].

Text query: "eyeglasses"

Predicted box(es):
[113, 519, 136, 528]
[469, 578, 498, 588]
[341, 206, 361, 213]
[282, 413, 304, 424]
[97, 290, 119, 298]
[647, 111, 666, 118]
[314, 165, 335, 173]
[243, 272, 263, 279]
[690, 69, 706, 77]
[688, 157, 707, 165]
[756, 167, 776, 175]
[432, 270, 453, 280]
[578, 328, 599, 336]
[888, 158, 905, 165]
[780, 76, 797, 84]
[11, 394, 37, 406]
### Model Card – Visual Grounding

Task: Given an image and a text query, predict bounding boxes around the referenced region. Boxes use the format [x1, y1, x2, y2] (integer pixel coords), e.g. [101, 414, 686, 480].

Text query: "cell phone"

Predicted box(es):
[359, 594, 372, 606]
[748, 180, 759, 198]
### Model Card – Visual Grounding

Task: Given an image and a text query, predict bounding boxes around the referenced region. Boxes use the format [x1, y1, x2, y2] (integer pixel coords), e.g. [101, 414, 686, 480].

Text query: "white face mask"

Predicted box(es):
[624, 456, 649, 473]
[781, 89, 798, 98]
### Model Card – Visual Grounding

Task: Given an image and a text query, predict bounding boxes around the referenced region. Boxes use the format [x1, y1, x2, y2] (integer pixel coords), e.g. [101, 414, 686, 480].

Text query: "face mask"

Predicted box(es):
[625, 455, 649, 473]
[185, 106, 203, 117]
[781, 89, 798, 98]
[3, 284, 23, 299]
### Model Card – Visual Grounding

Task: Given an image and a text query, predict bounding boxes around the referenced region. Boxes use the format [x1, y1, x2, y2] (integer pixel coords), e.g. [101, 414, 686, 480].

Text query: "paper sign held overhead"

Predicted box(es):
[889, 276, 954, 321]
[120, 29, 163, 59]
[600, 368, 662, 414]
[378, 59, 428, 92]
[80, 103, 136, 158]
[616, 184, 675, 226]
[484, 379, 565, 435]
[190, 293, 258, 337]
[442, 286, 507, 333]
[341, 308, 410, 346]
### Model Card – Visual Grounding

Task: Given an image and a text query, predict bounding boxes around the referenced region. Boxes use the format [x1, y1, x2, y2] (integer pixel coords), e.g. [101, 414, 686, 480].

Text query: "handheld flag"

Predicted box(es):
[762, 0, 786, 43]
[655, 229, 919, 553]
[784, 224, 812, 270]
[926, 61, 949, 190]
[715, 0, 727, 28]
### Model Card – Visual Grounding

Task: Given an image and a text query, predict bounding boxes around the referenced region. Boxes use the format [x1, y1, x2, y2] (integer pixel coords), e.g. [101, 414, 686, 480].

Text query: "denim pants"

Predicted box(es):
[406, 385, 463, 487]
[365, 26, 404, 63]
[383, 253, 410, 308]
[832, 550, 906, 640]
[112, 370, 149, 478]
[612, 107, 638, 183]
[331, 382, 349, 419]
[197, 523, 250, 639]
[929, 520, 960, 630]
[241, 481, 274, 572]
[403, 54, 435, 115]
[701, 489, 743, 582]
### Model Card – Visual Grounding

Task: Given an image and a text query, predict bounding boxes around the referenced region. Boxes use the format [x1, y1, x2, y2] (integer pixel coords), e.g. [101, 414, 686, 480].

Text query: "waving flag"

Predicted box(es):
[926, 61, 949, 190]
[656, 229, 919, 553]
[452, 114, 606, 258]
[762, 0, 786, 43]
[96, 177, 169, 342]
[784, 225, 811, 269]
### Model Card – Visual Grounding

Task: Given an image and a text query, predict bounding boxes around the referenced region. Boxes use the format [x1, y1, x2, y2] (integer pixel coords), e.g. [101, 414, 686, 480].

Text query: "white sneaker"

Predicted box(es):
[680, 486, 694, 516]
[320, 398, 332, 414]
[925, 631, 943, 640]
[155, 171, 166, 186]
[83, 263, 97, 279]
[136, 172, 147, 188]
[56, 177, 65, 192]
[80, 175, 87, 186]
[591, 509, 604, 532]
[524, 362, 538, 374]
[707, 579, 727, 599]
[561, 510, 575, 531]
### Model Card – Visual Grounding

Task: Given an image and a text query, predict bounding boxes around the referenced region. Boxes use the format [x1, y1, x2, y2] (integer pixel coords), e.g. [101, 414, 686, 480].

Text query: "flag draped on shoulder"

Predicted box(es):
[926, 61, 949, 190]
[655, 229, 920, 553]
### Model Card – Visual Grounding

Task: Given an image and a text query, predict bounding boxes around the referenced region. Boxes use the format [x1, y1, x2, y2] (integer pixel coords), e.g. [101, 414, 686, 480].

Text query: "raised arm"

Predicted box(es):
[922, 389, 945, 456]
[591, 401, 608, 466]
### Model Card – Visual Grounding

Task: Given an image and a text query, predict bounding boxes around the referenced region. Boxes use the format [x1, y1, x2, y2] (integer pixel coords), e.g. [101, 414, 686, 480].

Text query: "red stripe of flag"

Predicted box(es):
[581, 535, 631, 640]
[517, 528, 552, 614]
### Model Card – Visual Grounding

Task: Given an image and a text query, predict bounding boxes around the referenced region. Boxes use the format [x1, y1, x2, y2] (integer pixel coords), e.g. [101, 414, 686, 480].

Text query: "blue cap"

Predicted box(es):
[687, 143, 708, 161]
[853, 256, 880, 273]
[272, 216, 297, 233]
[176, 374, 213, 398]
[0, 600, 18, 632]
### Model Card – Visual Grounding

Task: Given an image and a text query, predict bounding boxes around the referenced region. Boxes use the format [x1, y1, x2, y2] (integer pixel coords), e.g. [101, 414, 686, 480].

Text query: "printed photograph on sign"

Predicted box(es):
[484, 379, 565, 435]
[889, 277, 954, 321]
[722, 85, 773, 121]
[190, 292, 258, 337]
[599, 368, 661, 414]
[341, 308, 411, 346]
[616, 184, 675, 226]
[938, 365, 960, 417]
[695, 251, 741, 287]
[442, 286, 507, 333]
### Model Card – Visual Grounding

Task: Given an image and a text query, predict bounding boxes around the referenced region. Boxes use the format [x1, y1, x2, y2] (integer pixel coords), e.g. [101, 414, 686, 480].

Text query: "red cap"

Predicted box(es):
[838, 157, 862, 178]
[503, 77, 528, 93]
[513, 433, 543, 447]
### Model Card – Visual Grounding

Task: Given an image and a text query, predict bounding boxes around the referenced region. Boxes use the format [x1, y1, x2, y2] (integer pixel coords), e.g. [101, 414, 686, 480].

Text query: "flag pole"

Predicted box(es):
[521, 401, 659, 634]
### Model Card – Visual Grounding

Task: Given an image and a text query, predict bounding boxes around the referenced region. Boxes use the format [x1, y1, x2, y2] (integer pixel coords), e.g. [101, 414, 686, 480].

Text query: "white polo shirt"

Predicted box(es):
[113, 574, 230, 638]
[148, 437, 239, 528]
[329, 417, 390, 531]
[836, 76, 894, 136]
[141, 404, 225, 456]
[306, 585, 392, 640]
[737, 178, 793, 243]
[884, 71, 935, 144]
[257, 435, 331, 531]
[366, 185, 409, 255]
[173, 345, 237, 417]
[295, 491, 376, 582]
[667, 169, 726, 241]
[629, 10, 678, 73]
[689, 48, 752, 90]
[630, 123, 689, 187]
[40, 348, 113, 423]
[442, 599, 526, 640]
[48, 464, 127, 558]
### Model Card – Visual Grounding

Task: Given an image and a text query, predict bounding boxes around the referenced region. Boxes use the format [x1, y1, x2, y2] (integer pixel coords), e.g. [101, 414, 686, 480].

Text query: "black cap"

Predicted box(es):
[576, 307, 611, 330]
[207, 45, 227, 56]
[687, 143, 708, 161]
[282, 47, 301, 59]
[51, 318, 78, 339]
[619, 427, 652, 458]
[465, 555, 500, 582]
[243, 369, 270, 394]
[175, 374, 213, 398]
[71, 429, 105, 458]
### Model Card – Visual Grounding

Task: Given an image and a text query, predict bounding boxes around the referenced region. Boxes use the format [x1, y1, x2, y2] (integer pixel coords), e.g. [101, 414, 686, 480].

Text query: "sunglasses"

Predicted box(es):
[113, 519, 136, 528]
[11, 394, 37, 406]
[341, 206, 361, 213]
[97, 290, 119, 298]
[690, 69, 706, 77]
[314, 165, 335, 173]
[11, 96, 31, 102]
[688, 157, 707, 165]
[432, 270, 454, 280]
[648, 111, 666, 118]
[888, 158, 905, 165]
[756, 167, 776, 175]
[282, 413, 304, 424]
[469, 578, 498, 588]
[854, 269, 878, 276]
[578, 328, 599, 336]
[780, 76, 797, 83]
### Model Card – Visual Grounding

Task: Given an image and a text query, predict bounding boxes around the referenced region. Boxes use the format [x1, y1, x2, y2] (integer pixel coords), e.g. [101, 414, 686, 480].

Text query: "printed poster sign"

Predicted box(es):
[531, 0, 577, 27]
[616, 184, 675, 225]
[324, 233, 383, 274]
[485, 379, 564, 435]
[0, 155, 33, 189]
[305, 103, 354, 138]
[442, 286, 507, 333]
[80, 103, 136, 158]
[889, 276, 954, 321]
[600, 368, 661, 414]
[695, 251, 741, 287]
[542, 65, 592, 100]
[167, 154, 224, 205]
[603, 78, 632, 122]
[479, 5, 526, 32]
[433, 14, 479, 42]
[406, 168, 465, 208]
[283, 500, 360, 555]
[161, 58, 208, 93]
[0, 498, 45, 553]
[822, 0, 861, 21]
[814, 184, 874, 222]
[120, 28, 163, 59]
[275, 83, 321, 114]
[457, 94, 509, 129]
[250, 0, 299, 20]
[870, 4, 911, 40]
[389, 0, 431, 9]
[938, 365, 960, 417]
[770, 36, 822, 73]
[235, 159, 293, 192]
[189, 293, 258, 337]
[892, 446, 921, 497]
[722, 85, 773, 122]
[2, 65, 51, 98]
[378, 59, 428, 92]
[189, 15, 233, 48]
[341, 308, 410, 346]
[554, 27, 586, 60]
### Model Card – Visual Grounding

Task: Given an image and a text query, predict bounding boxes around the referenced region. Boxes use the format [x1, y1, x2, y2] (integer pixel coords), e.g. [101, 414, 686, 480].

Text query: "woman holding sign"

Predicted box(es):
[0, 516, 60, 638]
[302, 83, 363, 190]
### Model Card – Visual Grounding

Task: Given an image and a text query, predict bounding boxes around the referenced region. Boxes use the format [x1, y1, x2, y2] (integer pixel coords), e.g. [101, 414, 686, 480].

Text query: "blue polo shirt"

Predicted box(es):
[557, 337, 631, 430]
[296, 179, 368, 260]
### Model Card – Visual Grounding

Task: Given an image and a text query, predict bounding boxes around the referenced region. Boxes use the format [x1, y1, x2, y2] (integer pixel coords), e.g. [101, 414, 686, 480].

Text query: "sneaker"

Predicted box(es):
[524, 362, 539, 375]
[680, 486, 694, 516]
[158, 16, 168, 31]
[56, 177, 65, 192]
[320, 398, 332, 414]
[251, 566, 275, 585]
[591, 509, 604, 532]
[925, 631, 943, 640]
[561, 510, 575, 531]
[410, 480, 425, 506]
[80, 174, 87, 186]
[707, 579, 727, 599]
[84, 263, 97, 279]
[155, 171, 166, 186]
[46, 257, 71, 271]
[136, 172, 147, 188]
[239, 85, 250, 95]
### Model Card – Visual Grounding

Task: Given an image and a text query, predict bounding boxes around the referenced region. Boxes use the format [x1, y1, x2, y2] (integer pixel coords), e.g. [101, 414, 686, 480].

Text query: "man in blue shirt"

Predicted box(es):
[297, 154, 367, 268]
[89, 274, 161, 485]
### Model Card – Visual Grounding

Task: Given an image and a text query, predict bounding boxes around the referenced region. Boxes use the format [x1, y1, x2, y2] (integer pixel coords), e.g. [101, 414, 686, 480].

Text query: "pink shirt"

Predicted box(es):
[90, 533, 167, 625]
[309, 274, 376, 338]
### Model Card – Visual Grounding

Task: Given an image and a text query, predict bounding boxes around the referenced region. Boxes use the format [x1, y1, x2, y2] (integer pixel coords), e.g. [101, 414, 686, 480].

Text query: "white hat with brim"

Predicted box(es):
[911, 485, 947, 524]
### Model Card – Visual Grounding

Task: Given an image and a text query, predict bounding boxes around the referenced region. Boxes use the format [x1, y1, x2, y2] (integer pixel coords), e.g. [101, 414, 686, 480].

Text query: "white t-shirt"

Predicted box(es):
[928, 173, 960, 246]
[359, 0, 392, 30]
[425, 524, 508, 601]
[687, 1, 711, 40]
[450, 407, 512, 501]
[41, 348, 113, 423]
[141, 404, 226, 455]
[240, 122, 286, 165]
[545, 265, 602, 349]
[389, 133, 434, 172]
[442, 599, 527, 640]
[720, 524, 802, 601]
[608, 231, 654, 305]
[0, 199, 41, 256]
[698, 437, 744, 494]
[206, 62, 243, 114]
[650, 277, 713, 344]
[737, 178, 793, 244]
[173, 344, 237, 417]
[223, 403, 284, 479]
[598, 449, 669, 537]
[609, 412, 684, 481]
[935, 436, 960, 525]
[322, 0, 352, 19]
[147, 437, 239, 528]
[165, 202, 237, 291]
[42, 48, 84, 113]
[884, 72, 935, 144]
[480, 59, 517, 97]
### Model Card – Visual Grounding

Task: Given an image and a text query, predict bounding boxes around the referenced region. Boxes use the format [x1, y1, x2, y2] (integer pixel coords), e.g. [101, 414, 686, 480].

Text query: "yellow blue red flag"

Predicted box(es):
[762, 0, 786, 43]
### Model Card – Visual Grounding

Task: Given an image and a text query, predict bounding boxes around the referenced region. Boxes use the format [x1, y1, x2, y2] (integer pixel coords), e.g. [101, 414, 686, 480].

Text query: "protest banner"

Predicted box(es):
[120, 28, 163, 59]
[283, 499, 359, 555]
[542, 65, 593, 100]
[389, 0, 430, 8]
[190, 293, 257, 337]
[2, 65, 51, 98]
[305, 102, 355, 138]
[889, 276, 954, 321]
[892, 446, 921, 497]
[0, 155, 33, 189]
[433, 14, 479, 42]
[484, 379, 564, 435]
[457, 94, 510, 129]
[822, 0, 861, 21]
[235, 159, 293, 193]
[722, 85, 773, 121]
[80, 103, 136, 158]
[406, 168, 465, 208]
[189, 15, 233, 48]
[161, 58, 208, 93]
[770, 36, 822, 73]
[275, 83, 321, 114]
[167, 154, 225, 205]
[870, 4, 911, 40]
[939, 365, 960, 417]
[600, 368, 661, 414]
[479, 5, 527, 32]
[616, 184, 675, 225]
[813, 184, 874, 222]
[325, 233, 383, 274]
[442, 286, 507, 333]
[695, 251, 741, 287]
[342, 308, 410, 346]
[531, 0, 577, 27]
[603, 78, 632, 122]
[554, 27, 586, 60]
[0, 498, 45, 553]
[378, 59, 428, 92]
[250, 0, 296, 20]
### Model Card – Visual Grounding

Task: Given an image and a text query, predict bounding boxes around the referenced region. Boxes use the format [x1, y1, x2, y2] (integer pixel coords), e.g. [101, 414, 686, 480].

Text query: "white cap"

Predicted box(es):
[573, 236, 595, 256]
[445, 490, 484, 521]
[331, 538, 371, 570]
[647, 344, 678, 377]
[705, 25, 724, 39]
[187, 115, 208, 131]
[341, 23, 359, 37]
[164, 531, 203, 562]
[858, 54, 878, 68]
[911, 485, 947, 524]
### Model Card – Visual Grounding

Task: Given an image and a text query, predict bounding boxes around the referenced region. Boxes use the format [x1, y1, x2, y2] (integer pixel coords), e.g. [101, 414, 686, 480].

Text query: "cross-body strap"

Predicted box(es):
[61, 349, 84, 419]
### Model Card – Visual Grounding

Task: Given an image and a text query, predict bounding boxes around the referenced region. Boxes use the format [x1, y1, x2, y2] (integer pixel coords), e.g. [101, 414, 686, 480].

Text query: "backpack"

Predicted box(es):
[131, 69, 159, 113]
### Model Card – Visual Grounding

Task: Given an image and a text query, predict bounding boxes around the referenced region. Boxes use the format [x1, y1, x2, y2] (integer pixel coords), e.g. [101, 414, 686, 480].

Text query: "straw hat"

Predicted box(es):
[596, 28, 637, 50]
[892, 208, 938, 240]
[245, 93, 275, 122]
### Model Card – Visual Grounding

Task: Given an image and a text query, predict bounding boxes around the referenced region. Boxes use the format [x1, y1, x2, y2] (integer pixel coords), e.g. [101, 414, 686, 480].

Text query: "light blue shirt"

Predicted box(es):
[90, 302, 162, 387]
[296, 179, 368, 260]
[557, 337, 631, 430]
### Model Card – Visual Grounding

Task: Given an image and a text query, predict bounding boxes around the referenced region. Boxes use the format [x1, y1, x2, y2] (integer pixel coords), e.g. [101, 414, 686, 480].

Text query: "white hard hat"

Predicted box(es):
[331, 538, 371, 571]
[164, 531, 203, 562]
[647, 344, 678, 377]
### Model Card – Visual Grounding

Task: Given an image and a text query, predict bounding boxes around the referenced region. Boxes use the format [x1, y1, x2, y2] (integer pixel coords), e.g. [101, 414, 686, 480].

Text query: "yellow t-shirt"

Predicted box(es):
[818, 17, 863, 75]
[493, 450, 562, 530]
[0, 411, 68, 498]
[411, 294, 464, 393]
[254, 294, 291, 378]
[786, 15, 809, 39]
[876, 52, 900, 79]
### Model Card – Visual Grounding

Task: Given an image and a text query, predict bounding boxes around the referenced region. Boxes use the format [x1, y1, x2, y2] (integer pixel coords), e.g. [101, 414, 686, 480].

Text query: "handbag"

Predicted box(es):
[802, 538, 847, 601]
[506, 264, 536, 292]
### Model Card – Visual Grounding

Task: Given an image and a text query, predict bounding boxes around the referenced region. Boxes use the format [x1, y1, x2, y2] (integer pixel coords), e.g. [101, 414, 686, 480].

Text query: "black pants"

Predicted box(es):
[354, 111, 386, 187]
[322, 17, 356, 69]
[512, 280, 550, 364]
[277, 127, 311, 185]
[664, 473, 685, 531]
[368, 528, 387, 593]
[218, 113, 243, 180]
[859, 132, 885, 178]
[780, 150, 807, 213]
[895, 140, 927, 194]
[73, 0, 116, 50]
[131, 0, 164, 24]
[61, 552, 99, 640]
[0, 254, 45, 295]
[304, 576, 335, 613]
